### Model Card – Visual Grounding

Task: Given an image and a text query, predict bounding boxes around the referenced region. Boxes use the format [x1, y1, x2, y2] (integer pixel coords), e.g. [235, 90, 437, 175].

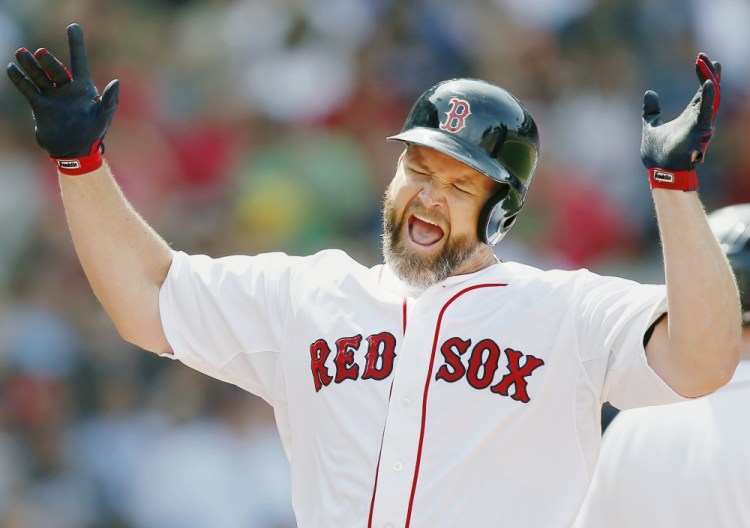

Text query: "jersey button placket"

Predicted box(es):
[372, 292, 441, 526]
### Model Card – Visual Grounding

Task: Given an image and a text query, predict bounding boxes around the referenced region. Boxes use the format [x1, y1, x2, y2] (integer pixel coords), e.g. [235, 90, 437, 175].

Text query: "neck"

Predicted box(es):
[450, 244, 497, 277]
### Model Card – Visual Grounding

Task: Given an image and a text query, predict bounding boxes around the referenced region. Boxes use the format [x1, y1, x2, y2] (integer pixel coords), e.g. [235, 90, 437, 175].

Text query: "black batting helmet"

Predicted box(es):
[388, 78, 539, 245]
[708, 204, 750, 324]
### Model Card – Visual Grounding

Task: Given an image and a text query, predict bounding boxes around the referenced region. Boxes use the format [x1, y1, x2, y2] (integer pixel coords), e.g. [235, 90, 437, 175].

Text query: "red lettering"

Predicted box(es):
[466, 339, 501, 390]
[310, 339, 333, 392]
[491, 348, 545, 403]
[334, 335, 362, 384]
[435, 337, 471, 382]
[363, 332, 397, 380]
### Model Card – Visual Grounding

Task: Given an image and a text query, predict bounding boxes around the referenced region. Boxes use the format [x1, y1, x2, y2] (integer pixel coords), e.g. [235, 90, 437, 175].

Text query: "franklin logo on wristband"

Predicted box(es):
[51, 139, 104, 175]
[58, 159, 82, 170]
[648, 167, 699, 191]
[653, 170, 675, 183]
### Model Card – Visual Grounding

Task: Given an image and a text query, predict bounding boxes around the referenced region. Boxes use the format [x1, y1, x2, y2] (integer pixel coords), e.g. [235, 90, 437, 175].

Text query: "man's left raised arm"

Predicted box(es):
[642, 54, 741, 397]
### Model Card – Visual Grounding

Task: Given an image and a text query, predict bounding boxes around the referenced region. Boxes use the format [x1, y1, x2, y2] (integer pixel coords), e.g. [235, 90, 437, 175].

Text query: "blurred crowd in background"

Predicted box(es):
[0, 0, 748, 526]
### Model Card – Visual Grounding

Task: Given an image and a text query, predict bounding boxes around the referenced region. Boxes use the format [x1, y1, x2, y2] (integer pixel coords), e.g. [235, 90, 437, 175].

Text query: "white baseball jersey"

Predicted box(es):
[158, 248, 686, 528]
[574, 360, 750, 528]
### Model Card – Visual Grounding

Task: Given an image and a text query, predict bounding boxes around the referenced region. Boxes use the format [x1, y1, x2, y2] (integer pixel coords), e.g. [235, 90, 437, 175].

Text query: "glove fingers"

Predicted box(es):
[34, 48, 73, 86]
[696, 53, 721, 116]
[642, 90, 662, 126]
[712, 61, 721, 81]
[14, 48, 53, 90]
[100, 79, 120, 115]
[697, 80, 716, 129]
[696, 53, 721, 84]
[67, 23, 91, 81]
[6, 62, 40, 104]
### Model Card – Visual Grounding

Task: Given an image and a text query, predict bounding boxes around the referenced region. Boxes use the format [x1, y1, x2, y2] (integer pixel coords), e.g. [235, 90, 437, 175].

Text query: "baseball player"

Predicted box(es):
[574, 203, 750, 528]
[6, 24, 741, 528]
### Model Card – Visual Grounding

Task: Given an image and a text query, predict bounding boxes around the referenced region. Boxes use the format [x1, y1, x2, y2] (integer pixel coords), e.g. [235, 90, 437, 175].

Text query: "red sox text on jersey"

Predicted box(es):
[310, 332, 545, 403]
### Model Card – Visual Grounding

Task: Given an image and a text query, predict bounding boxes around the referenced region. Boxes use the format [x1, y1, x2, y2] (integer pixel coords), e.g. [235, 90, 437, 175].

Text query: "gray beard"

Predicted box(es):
[381, 192, 480, 289]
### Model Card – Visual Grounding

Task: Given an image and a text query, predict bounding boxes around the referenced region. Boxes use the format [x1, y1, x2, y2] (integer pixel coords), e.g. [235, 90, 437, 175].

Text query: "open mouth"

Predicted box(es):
[408, 214, 445, 248]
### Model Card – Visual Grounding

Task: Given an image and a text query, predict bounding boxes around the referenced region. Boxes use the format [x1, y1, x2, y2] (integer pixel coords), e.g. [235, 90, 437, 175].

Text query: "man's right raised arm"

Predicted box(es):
[7, 24, 173, 354]
[59, 163, 173, 353]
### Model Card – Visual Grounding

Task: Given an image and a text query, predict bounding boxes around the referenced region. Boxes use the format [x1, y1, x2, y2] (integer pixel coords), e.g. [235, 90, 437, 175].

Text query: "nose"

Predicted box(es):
[418, 183, 445, 208]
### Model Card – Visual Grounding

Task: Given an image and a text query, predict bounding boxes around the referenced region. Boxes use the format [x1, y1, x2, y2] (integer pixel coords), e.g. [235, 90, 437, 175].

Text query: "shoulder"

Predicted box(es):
[298, 248, 372, 278]
[499, 260, 594, 289]
[166, 249, 371, 293]
[504, 261, 665, 296]
[171, 248, 362, 272]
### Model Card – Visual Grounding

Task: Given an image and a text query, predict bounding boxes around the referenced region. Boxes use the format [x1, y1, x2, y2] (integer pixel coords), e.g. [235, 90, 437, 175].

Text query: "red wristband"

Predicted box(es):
[648, 168, 699, 191]
[52, 140, 104, 176]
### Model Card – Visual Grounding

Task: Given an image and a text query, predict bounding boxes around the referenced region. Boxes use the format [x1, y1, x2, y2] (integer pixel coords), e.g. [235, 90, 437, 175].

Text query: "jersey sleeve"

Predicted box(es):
[157, 250, 295, 404]
[574, 270, 687, 409]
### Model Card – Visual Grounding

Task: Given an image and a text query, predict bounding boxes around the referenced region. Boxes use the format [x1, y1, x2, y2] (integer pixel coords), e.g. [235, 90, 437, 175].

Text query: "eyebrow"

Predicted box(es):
[406, 155, 431, 173]
[452, 175, 478, 187]
[406, 150, 483, 189]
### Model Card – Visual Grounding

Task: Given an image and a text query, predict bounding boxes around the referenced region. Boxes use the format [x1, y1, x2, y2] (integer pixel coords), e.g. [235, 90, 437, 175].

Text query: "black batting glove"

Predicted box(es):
[640, 53, 721, 191]
[6, 23, 119, 175]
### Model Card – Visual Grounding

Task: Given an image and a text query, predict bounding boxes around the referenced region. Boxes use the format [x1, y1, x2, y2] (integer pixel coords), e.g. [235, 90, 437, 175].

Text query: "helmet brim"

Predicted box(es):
[387, 127, 515, 188]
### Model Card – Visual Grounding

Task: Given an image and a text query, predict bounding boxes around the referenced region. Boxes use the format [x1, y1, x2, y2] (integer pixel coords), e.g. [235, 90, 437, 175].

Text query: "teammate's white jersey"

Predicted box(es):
[574, 360, 750, 528]
[158, 249, 685, 528]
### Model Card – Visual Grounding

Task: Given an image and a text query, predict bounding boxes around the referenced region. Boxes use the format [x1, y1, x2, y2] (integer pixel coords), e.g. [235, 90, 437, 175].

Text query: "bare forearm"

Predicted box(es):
[59, 161, 173, 353]
[650, 189, 741, 393]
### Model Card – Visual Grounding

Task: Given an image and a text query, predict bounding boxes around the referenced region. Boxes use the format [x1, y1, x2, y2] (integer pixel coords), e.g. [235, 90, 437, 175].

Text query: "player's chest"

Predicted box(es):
[285, 283, 578, 408]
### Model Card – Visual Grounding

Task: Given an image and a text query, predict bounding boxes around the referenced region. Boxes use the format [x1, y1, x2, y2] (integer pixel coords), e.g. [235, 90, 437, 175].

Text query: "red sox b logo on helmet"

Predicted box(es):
[440, 97, 471, 133]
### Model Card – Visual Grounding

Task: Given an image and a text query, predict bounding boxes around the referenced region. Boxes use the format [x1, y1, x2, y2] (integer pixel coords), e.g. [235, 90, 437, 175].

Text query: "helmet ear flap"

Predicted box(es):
[479, 185, 523, 245]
